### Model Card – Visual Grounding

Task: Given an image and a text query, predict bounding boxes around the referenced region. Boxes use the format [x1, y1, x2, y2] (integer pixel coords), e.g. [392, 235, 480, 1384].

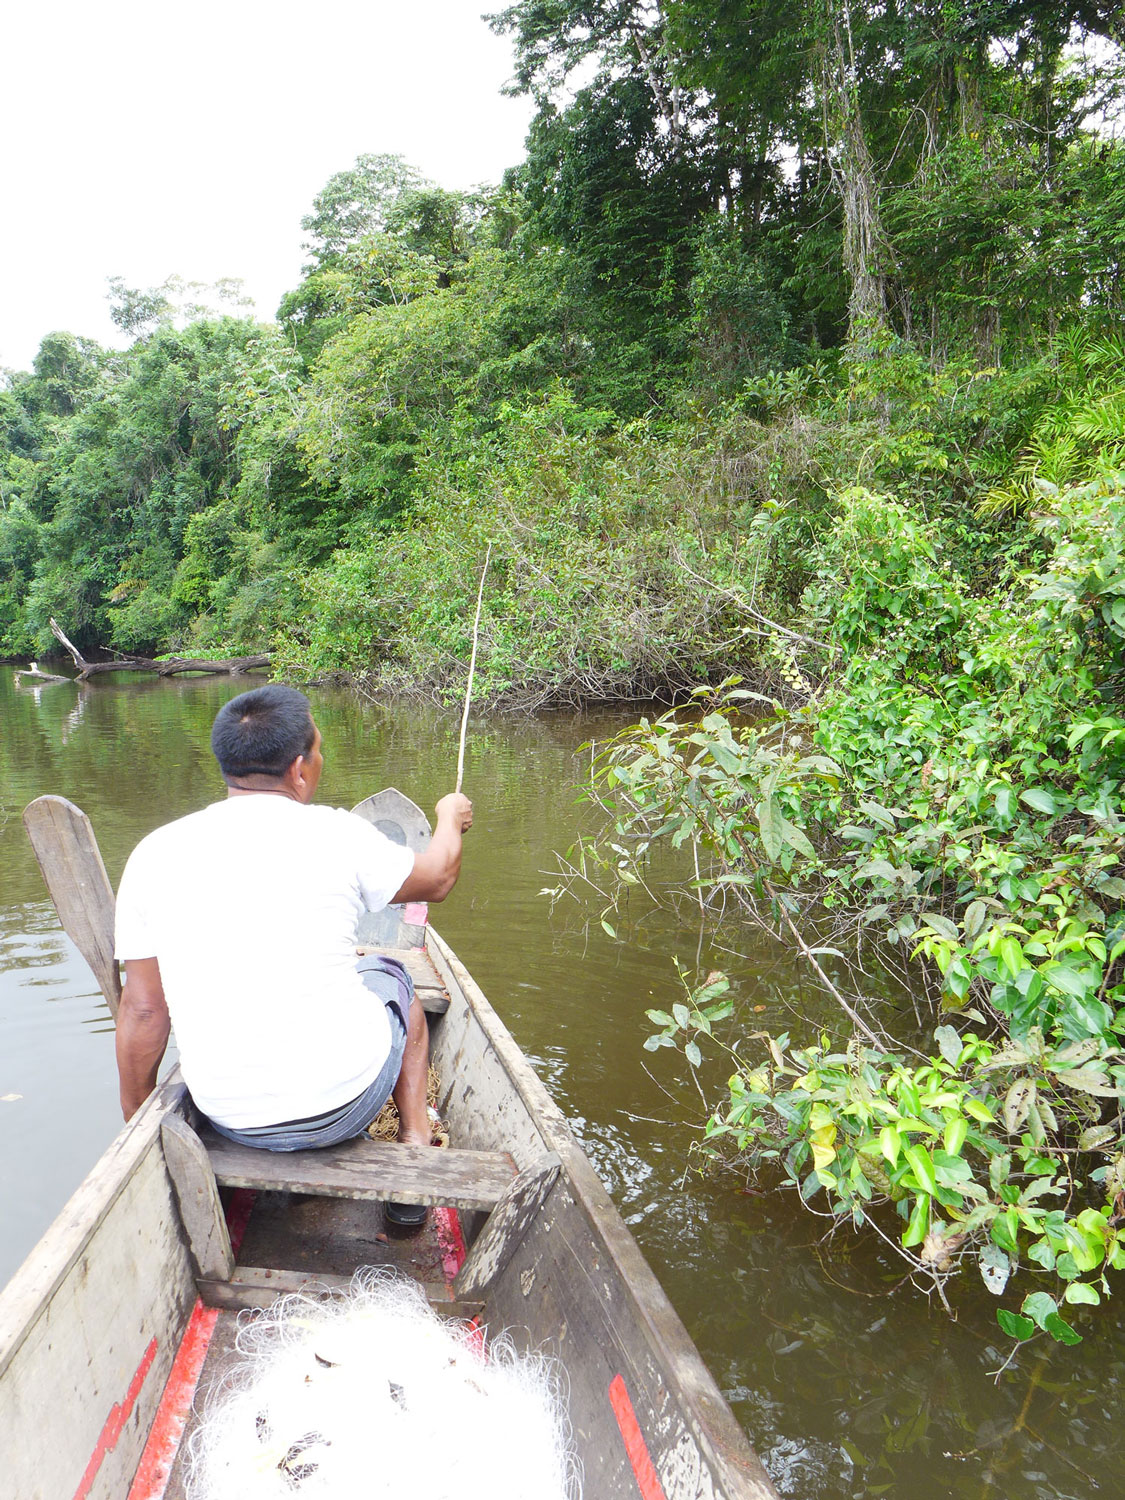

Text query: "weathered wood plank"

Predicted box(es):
[416, 987, 449, 1014]
[197, 1266, 484, 1320]
[454, 1153, 561, 1300]
[355, 944, 449, 1013]
[200, 1128, 517, 1211]
[0, 1072, 186, 1378]
[0, 1074, 195, 1500]
[22, 794, 121, 1017]
[161, 1115, 235, 1282]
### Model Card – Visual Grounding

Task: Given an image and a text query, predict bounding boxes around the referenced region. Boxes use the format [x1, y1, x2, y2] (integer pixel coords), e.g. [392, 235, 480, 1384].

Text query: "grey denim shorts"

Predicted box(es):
[204, 954, 413, 1152]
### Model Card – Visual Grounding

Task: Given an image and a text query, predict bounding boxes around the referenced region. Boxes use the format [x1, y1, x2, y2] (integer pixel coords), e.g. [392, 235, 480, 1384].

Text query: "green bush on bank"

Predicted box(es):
[275, 388, 830, 701]
[578, 419, 1125, 1338]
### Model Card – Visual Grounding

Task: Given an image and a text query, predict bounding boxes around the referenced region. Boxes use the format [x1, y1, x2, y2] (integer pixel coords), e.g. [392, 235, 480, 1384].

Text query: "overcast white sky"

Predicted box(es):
[1, 0, 535, 373]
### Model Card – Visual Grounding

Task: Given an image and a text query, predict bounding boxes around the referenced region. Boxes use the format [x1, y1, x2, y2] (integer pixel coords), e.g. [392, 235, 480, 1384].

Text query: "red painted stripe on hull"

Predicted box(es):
[72, 1338, 159, 1500]
[126, 1303, 218, 1500]
[609, 1373, 668, 1500]
[223, 1187, 256, 1251]
[126, 1187, 257, 1498]
[432, 1203, 468, 1283]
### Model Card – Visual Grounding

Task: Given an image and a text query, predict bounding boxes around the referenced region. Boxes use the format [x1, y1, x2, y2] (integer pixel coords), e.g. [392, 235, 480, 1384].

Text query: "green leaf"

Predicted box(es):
[943, 1116, 968, 1156]
[991, 1209, 1020, 1255]
[1020, 787, 1058, 816]
[998, 937, 1025, 979]
[756, 798, 782, 862]
[601, 919, 617, 939]
[934, 1025, 962, 1066]
[1063, 1282, 1100, 1306]
[1021, 1291, 1058, 1330]
[838, 825, 877, 843]
[964, 1097, 996, 1124]
[858, 799, 897, 830]
[922, 913, 960, 943]
[1028, 1239, 1056, 1271]
[879, 1125, 902, 1167]
[778, 817, 816, 859]
[963, 901, 989, 939]
[1043, 964, 1095, 1001]
[997, 1309, 1035, 1341]
[902, 1193, 930, 1248]
[903, 1144, 937, 1195]
[1042, 1312, 1082, 1346]
[685, 1041, 702, 1068]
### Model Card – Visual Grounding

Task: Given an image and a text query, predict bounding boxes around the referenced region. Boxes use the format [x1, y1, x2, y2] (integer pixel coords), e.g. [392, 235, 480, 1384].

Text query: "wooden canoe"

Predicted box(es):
[4, 791, 780, 1500]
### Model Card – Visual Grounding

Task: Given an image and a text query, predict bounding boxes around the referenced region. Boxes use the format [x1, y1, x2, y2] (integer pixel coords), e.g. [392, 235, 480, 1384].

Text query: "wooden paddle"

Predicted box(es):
[23, 795, 121, 1019]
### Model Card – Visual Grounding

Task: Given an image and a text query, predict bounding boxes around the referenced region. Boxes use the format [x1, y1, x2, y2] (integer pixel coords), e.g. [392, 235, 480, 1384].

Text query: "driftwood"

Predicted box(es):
[13, 664, 70, 685]
[48, 618, 269, 681]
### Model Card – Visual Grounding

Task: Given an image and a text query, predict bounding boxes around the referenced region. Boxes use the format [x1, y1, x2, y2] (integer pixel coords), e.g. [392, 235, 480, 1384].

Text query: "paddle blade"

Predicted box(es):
[351, 787, 432, 949]
[23, 795, 121, 1018]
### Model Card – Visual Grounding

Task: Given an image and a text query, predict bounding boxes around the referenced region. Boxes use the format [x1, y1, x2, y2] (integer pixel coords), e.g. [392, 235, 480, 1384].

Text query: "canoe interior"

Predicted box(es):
[0, 930, 778, 1500]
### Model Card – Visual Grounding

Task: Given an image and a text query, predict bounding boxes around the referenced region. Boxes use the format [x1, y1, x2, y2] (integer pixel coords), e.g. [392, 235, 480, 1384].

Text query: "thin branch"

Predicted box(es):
[455, 543, 492, 794]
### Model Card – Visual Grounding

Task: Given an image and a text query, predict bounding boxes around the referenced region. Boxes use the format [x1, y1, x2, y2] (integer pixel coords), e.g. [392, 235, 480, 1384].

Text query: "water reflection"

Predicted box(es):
[1, 666, 1123, 1498]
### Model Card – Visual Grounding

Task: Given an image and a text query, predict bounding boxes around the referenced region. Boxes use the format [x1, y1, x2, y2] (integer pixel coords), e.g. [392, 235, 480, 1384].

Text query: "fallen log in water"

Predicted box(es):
[48, 618, 270, 681]
[13, 662, 71, 685]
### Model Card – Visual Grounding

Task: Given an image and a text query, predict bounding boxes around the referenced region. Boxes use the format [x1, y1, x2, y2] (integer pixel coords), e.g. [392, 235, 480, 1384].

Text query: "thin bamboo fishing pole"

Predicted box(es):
[455, 542, 492, 794]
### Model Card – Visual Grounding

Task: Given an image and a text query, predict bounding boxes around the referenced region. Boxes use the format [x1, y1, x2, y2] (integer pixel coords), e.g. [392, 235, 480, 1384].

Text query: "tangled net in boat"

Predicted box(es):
[186, 1270, 579, 1500]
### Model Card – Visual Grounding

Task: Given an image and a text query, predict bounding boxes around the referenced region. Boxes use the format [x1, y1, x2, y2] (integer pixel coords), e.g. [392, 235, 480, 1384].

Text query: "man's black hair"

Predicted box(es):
[211, 685, 316, 780]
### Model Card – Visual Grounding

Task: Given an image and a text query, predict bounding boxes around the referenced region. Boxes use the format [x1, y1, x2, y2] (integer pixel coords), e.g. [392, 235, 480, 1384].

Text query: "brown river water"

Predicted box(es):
[1, 668, 1123, 1498]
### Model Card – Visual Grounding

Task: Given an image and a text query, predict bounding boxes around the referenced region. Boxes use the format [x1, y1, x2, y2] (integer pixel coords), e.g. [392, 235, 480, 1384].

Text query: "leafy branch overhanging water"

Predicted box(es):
[561, 457, 1125, 1353]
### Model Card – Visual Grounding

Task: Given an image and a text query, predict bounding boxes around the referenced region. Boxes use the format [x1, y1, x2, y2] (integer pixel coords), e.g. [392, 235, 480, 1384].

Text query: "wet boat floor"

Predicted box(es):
[164, 1190, 453, 1497]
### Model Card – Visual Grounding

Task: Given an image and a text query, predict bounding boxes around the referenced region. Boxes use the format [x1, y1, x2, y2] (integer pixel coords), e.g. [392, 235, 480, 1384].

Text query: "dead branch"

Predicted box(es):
[48, 619, 269, 680]
[13, 664, 71, 686]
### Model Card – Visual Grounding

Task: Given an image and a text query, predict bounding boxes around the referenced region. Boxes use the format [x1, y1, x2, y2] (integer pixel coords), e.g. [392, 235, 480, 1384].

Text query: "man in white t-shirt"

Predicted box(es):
[113, 684, 472, 1223]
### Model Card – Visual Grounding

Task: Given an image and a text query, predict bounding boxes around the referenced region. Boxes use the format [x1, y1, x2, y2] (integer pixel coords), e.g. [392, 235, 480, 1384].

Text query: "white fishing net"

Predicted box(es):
[186, 1270, 579, 1500]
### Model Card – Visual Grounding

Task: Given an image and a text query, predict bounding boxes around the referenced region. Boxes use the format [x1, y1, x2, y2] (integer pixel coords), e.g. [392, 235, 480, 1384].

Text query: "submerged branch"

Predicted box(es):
[48, 619, 270, 681]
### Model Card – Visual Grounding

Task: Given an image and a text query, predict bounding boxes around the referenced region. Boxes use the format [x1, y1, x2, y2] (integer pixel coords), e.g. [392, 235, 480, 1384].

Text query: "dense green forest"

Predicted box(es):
[4, 1, 1125, 1340]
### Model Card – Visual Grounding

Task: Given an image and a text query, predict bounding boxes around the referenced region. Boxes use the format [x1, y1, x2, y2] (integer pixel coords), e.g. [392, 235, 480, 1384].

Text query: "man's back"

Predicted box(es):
[114, 795, 413, 1129]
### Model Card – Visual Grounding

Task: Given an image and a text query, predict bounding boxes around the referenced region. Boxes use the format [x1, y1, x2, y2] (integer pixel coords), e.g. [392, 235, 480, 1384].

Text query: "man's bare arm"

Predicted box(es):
[116, 957, 171, 1120]
[392, 792, 473, 903]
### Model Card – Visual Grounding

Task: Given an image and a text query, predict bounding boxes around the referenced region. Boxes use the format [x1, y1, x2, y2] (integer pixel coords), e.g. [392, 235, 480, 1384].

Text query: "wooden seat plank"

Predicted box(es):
[197, 1265, 483, 1320]
[356, 945, 450, 1014]
[199, 1128, 516, 1211]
